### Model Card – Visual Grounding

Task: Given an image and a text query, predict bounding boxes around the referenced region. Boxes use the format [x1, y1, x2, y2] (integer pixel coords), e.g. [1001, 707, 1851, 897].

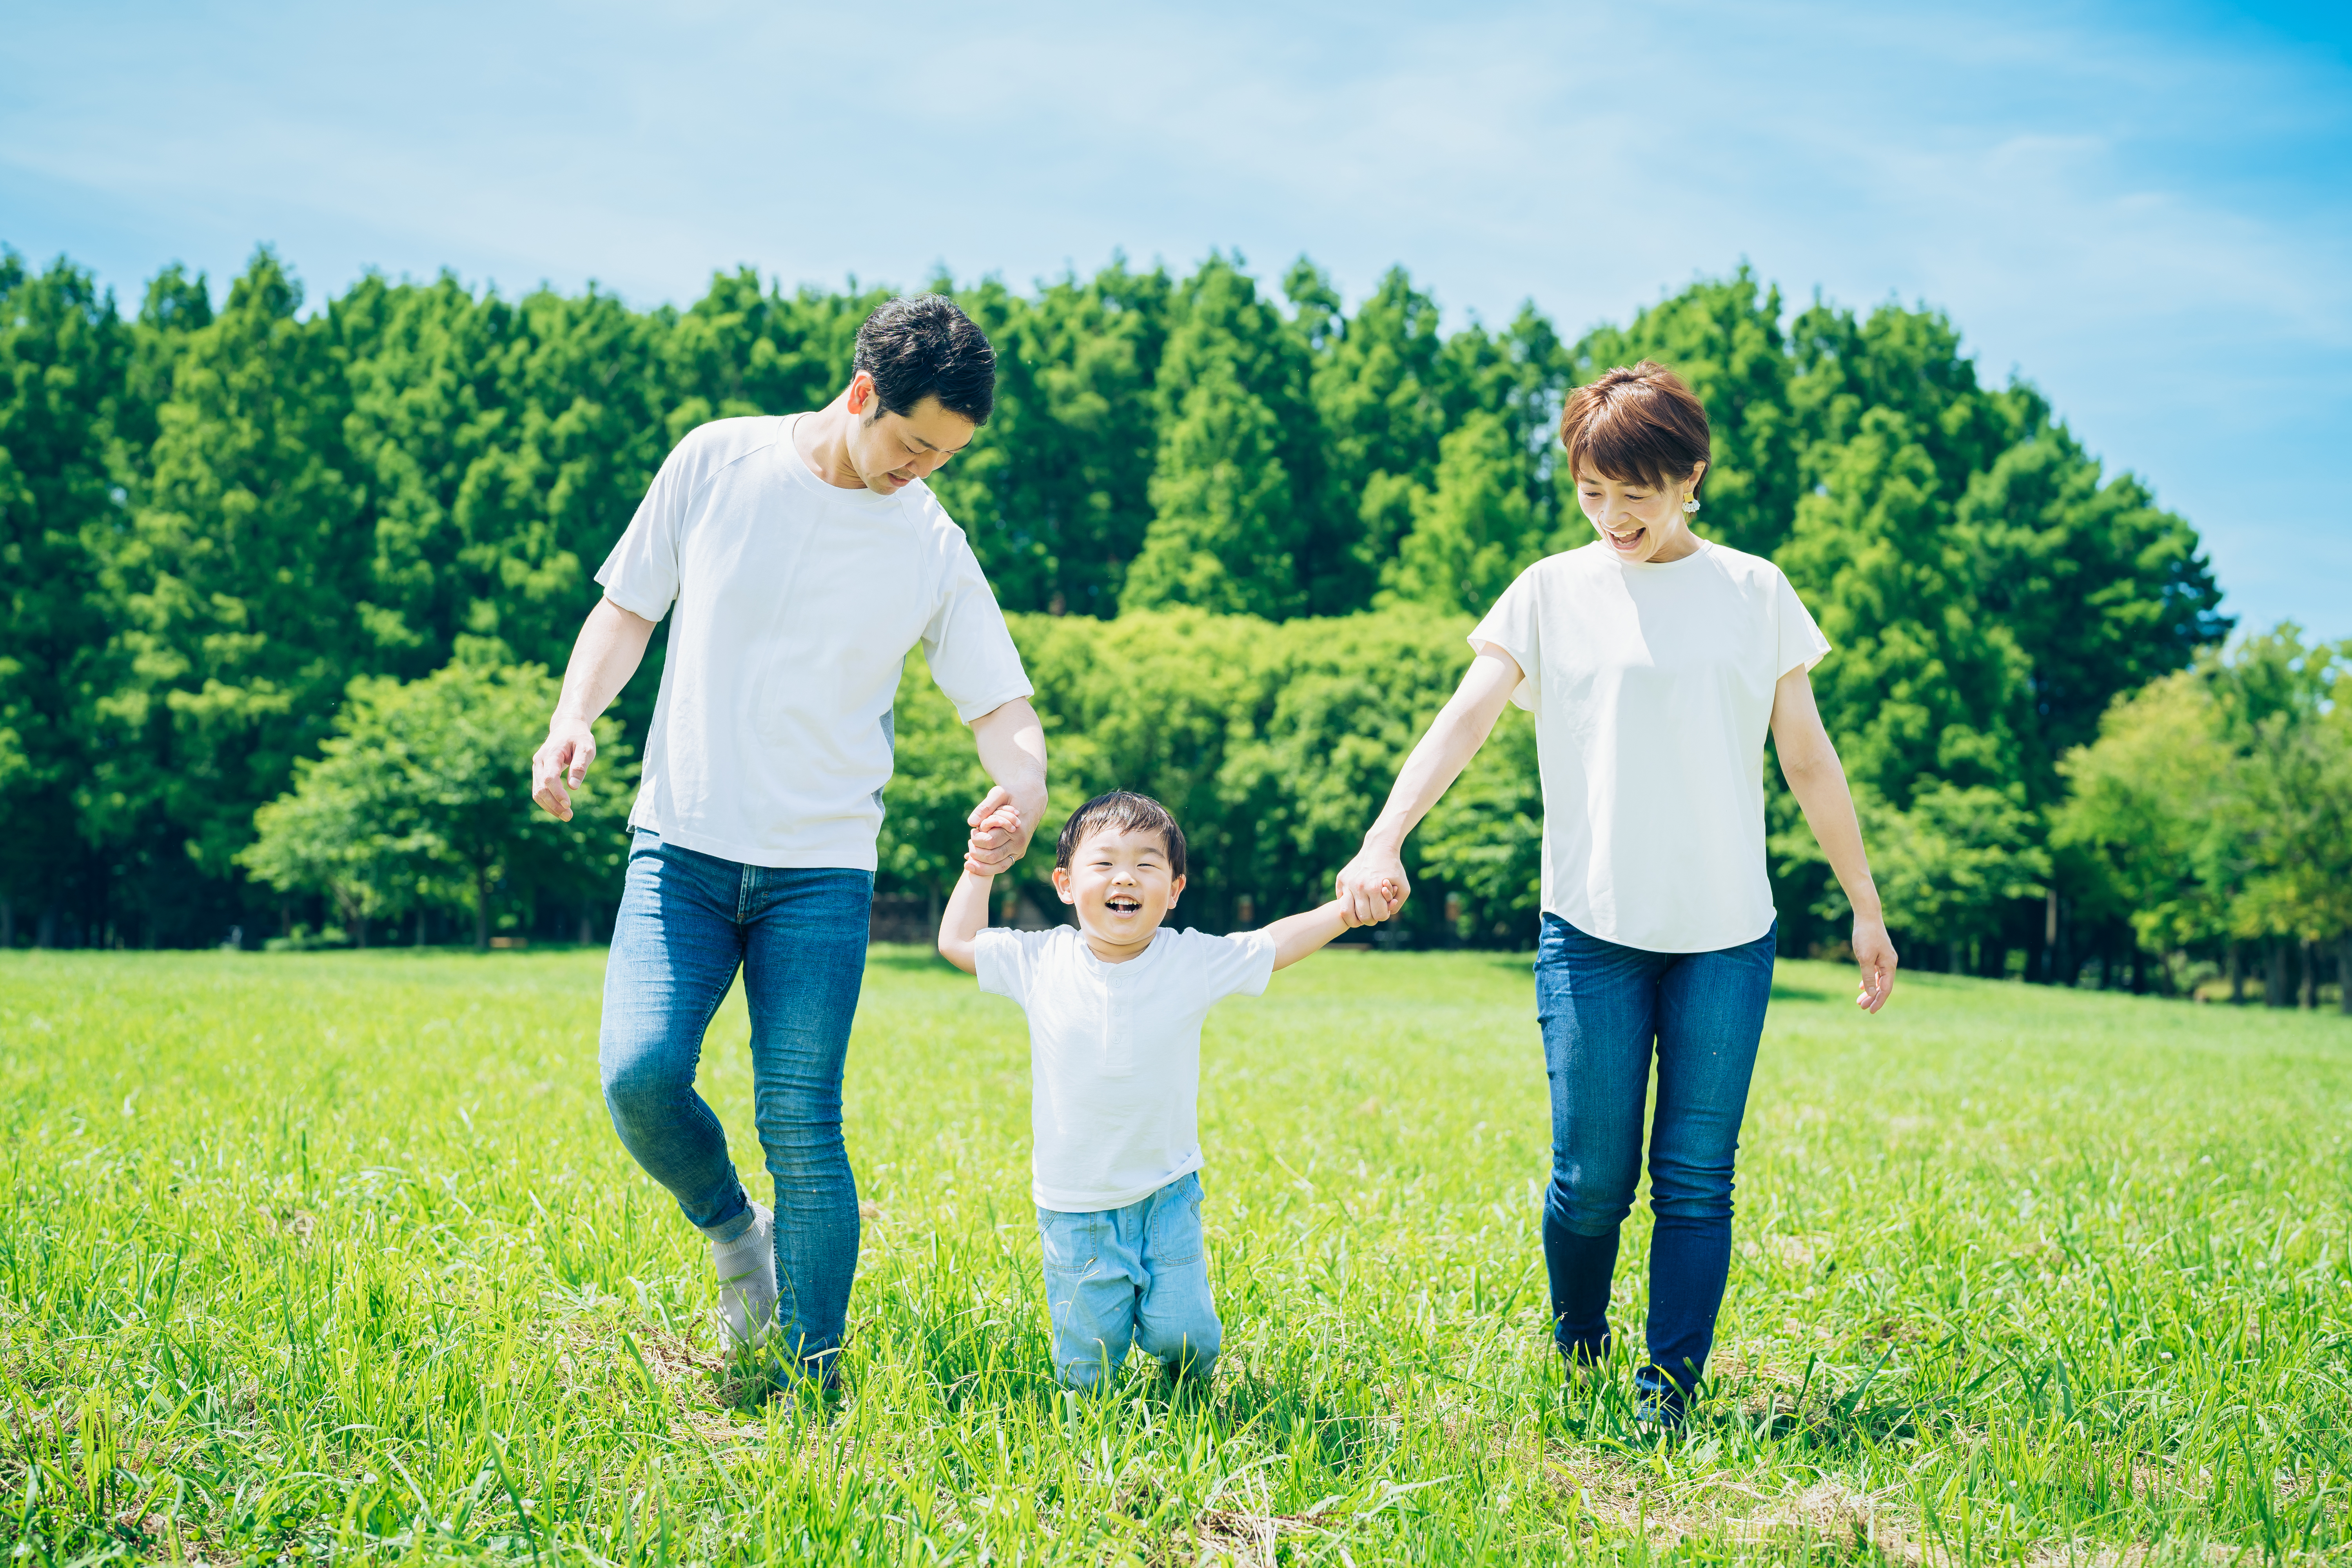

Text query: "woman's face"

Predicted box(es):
[1576, 462, 1707, 564]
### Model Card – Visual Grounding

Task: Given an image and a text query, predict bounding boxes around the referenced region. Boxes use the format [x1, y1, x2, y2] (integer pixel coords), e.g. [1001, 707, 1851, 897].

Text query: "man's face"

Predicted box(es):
[845, 374, 977, 495]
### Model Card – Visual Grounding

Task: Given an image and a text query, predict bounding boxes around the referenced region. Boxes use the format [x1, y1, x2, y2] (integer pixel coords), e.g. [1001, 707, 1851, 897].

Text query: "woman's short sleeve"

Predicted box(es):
[1775, 569, 1832, 677]
[1469, 564, 1544, 711]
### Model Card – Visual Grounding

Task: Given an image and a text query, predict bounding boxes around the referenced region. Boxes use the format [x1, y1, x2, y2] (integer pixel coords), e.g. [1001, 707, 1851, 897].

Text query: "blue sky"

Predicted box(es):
[4, 0, 2345, 639]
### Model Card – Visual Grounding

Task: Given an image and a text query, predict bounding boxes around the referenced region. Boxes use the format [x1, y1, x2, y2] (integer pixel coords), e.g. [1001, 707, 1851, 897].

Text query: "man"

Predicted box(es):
[530, 294, 1045, 1390]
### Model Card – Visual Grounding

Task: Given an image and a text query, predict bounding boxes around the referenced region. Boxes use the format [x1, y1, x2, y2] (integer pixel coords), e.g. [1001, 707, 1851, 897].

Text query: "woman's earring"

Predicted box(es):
[1681, 493, 1700, 514]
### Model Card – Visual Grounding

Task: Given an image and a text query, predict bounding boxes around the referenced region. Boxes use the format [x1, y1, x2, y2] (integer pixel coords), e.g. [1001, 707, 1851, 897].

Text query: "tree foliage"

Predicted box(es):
[0, 241, 2236, 970]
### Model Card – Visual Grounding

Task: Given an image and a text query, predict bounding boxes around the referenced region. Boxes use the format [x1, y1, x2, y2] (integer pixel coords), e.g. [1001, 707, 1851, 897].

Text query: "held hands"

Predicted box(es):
[1332, 879, 1399, 930]
[530, 719, 597, 821]
[965, 793, 1028, 876]
[1333, 845, 1410, 926]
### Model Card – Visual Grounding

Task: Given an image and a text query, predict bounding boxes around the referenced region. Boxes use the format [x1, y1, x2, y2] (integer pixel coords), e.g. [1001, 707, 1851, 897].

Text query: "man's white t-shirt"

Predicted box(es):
[1470, 538, 1831, 953]
[974, 924, 1278, 1212]
[595, 415, 1034, 869]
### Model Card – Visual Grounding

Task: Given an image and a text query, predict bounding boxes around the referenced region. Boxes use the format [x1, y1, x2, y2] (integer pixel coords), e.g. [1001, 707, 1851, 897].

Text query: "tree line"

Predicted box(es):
[6, 240, 2337, 1005]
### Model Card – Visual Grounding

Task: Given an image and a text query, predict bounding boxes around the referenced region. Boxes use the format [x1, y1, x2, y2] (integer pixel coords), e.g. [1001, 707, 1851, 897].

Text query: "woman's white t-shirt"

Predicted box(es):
[1470, 539, 1831, 953]
[974, 924, 1278, 1212]
[595, 416, 1033, 870]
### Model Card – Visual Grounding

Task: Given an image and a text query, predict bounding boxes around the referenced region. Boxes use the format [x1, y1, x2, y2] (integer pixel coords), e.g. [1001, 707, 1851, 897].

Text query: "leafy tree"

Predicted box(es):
[80, 249, 370, 942]
[241, 652, 632, 949]
[0, 252, 125, 943]
[1123, 258, 1318, 618]
[1378, 410, 1546, 615]
[2053, 670, 2235, 959]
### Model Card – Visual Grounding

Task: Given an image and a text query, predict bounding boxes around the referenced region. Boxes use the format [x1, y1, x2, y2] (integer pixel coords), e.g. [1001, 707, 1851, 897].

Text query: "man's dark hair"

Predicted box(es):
[1055, 791, 1186, 880]
[853, 294, 995, 426]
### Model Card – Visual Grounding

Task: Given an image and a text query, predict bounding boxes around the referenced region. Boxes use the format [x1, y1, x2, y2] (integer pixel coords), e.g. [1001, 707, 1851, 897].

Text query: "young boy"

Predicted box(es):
[937, 789, 1373, 1392]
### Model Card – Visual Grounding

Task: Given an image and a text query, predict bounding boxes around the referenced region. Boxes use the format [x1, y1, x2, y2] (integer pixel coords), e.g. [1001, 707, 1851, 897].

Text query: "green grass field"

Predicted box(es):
[2, 947, 2347, 1565]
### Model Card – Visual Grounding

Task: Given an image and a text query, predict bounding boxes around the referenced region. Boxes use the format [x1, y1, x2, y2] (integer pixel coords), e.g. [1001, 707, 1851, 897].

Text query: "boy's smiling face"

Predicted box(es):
[1053, 824, 1185, 961]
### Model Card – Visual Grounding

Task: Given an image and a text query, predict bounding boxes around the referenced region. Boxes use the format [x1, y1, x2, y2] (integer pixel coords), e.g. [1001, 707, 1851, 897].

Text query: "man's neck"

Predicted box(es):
[791, 392, 868, 490]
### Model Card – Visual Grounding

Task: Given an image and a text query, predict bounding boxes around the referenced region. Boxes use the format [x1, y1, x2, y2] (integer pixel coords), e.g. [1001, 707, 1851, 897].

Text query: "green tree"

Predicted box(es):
[241, 653, 633, 950]
[1378, 411, 1547, 615]
[1123, 258, 1317, 618]
[81, 249, 369, 938]
[2053, 670, 2236, 961]
[0, 252, 126, 944]
[936, 261, 1170, 616]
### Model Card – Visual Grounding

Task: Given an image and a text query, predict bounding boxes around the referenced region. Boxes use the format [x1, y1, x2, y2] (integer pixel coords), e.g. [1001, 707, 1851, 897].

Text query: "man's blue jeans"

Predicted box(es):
[1038, 1173, 1220, 1391]
[1535, 913, 1776, 1398]
[599, 829, 871, 1381]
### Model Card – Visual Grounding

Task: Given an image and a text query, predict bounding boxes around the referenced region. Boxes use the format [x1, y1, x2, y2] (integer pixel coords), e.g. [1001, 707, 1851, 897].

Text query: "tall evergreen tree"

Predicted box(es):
[0, 252, 126, 942]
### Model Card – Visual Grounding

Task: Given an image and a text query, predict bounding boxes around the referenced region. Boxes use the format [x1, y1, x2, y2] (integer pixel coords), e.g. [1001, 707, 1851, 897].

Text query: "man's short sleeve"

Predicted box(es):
[594, 438, 697, 622]
[1774, 568, 1832, 677]
[922, 538, 1034, 722]
[1189, 929, 1278, 1004]
[1469, 562, 1544, 711]
[974, 927, 1044, 1005]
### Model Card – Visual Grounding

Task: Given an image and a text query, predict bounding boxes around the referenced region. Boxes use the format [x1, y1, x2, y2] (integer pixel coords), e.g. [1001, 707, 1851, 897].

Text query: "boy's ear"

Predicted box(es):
[1167, 872, 1185, 907]
[1052, 866, 1076, 905]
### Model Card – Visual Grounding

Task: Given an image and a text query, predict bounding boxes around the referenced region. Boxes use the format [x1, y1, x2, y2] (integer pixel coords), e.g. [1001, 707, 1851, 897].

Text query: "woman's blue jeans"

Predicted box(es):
[598, 829, 872, 1381]
[1535, 913, 1775, 1397]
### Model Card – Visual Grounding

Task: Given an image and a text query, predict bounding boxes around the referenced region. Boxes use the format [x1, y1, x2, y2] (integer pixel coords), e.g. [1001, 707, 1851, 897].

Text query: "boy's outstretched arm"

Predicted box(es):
[938, 868, 993, 974]
[1260, 886, 1387, 971]
[938, 804, 1020, 974]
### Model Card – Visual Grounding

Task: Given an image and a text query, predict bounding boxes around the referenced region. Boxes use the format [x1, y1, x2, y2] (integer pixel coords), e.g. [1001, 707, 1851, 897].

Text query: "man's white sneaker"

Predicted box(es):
[711, 1203, 777, 1348]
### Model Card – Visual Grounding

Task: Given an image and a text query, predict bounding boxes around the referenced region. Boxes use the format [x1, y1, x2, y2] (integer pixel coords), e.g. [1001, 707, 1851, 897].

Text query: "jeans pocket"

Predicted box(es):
[1039, 1210, 1097, 1276]
[1147, 1181, 1204, 1267]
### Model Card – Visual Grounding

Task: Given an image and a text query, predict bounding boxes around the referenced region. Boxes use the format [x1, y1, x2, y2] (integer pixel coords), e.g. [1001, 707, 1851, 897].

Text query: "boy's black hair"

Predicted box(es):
[1054, 791, 1186, 880]
[853, 294, 995, 426]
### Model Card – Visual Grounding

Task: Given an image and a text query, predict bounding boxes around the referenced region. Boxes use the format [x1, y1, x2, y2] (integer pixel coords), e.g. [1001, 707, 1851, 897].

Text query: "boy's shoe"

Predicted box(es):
[1632, 1366, 1688, 1434]
[711, 1203, 778, 1348]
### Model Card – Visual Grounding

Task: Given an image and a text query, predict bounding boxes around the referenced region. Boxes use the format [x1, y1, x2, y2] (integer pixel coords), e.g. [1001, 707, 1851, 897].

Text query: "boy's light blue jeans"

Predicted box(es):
[1037, 1172, 1220, 1390]
[598, 829, 871, 1385]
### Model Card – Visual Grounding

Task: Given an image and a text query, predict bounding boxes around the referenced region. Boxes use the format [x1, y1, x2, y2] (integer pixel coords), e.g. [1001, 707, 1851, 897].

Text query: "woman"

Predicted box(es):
[1335, 361, 1896, 1428]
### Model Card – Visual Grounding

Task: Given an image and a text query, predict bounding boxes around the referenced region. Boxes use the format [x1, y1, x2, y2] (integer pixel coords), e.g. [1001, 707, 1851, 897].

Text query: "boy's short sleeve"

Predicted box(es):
[1773, 566, 1832, 677]
[974, 927, 1045, 1005]
[1468, 562, 1543, 711]
[1187, 929, 1278, 1003]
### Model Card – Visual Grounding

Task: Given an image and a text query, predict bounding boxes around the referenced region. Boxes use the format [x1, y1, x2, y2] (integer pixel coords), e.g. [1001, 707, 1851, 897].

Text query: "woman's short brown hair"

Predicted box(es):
[1559, 361, 1712, 495]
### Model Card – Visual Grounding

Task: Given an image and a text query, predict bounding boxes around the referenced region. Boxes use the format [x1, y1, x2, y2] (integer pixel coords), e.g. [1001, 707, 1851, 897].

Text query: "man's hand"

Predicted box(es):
[1334, 846, 1409, 926]
[1853, 915, 1898, 1013]
[1331, 880, 1397, 930]
[532, 718, 598, 822]
[965, 787, 1034, 875]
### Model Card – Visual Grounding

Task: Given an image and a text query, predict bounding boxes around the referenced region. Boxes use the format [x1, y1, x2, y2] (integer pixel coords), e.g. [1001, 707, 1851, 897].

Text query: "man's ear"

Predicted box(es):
[846, 370, 877, 418]
[1052, 866, 1076, 905]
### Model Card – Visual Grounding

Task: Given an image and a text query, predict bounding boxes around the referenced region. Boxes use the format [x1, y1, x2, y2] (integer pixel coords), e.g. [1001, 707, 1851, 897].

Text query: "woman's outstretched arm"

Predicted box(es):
[1332, 645, 1524, 924]
[1769, 664, 1898, 1013]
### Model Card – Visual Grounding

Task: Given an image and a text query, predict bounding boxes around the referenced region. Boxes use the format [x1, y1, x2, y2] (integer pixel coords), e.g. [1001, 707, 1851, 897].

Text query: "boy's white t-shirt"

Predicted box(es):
[594, 415, 1033, 869]
[1470, 539, 1831, 953]
[974, 924, 1278, 1212]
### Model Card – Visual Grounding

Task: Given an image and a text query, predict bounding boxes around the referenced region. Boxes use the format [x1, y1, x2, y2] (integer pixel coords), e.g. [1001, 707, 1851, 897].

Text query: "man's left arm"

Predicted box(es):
[964, 698, 1047, 874]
